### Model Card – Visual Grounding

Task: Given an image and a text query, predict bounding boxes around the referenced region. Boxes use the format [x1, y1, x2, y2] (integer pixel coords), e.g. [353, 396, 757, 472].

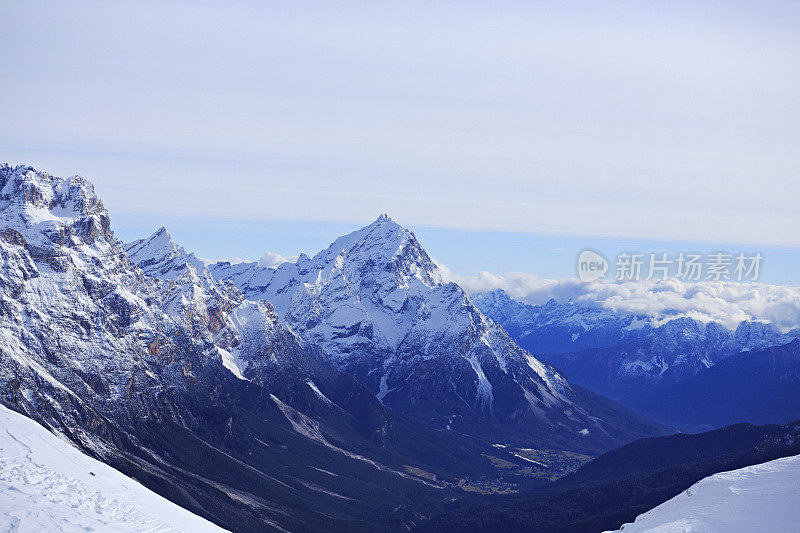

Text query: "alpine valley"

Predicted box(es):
[1, 163, 798, 532]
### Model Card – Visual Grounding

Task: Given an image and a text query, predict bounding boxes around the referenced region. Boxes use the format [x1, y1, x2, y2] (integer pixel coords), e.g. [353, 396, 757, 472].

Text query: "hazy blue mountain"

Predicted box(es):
[473, 289, 655, 354]
[633, 339, 800, 430]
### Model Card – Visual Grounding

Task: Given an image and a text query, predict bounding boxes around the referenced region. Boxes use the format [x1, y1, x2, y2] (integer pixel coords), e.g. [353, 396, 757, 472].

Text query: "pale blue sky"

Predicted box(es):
[1, 1, 798, 282]
[108, 214, 800, 285]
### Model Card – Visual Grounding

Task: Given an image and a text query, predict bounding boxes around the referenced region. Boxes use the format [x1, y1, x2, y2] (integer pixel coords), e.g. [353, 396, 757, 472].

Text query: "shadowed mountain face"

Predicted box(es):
[540, 317, 796, 402]
[211, 216, 664, 453]
[632, 339, 800, 431]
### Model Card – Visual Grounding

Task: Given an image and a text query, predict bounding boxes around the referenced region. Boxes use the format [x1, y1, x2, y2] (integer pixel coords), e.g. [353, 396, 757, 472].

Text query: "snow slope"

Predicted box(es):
[0, 404, 226, 532]
[611, 454, 800, 532]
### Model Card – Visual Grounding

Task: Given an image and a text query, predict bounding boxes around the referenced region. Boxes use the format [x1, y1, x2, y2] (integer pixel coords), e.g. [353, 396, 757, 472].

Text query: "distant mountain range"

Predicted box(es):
[634, 339, 800, 430]
[475, 289, 800, 430]
[540, 317, 797, 401]
[473, 289, 656, 354]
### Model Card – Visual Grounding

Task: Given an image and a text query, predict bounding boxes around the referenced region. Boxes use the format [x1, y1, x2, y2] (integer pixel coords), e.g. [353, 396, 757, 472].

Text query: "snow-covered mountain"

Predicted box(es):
[464, 277, 800, 333]
[0, 403, 225, 532]
[125, 226, 305, 383]
[612, 453, 800, 532]
[474, 288, 795, 358]
[124, 226, 412, 438]
[125, 226, 245, 357]
[0, 164, 268, 525]
[0, 165, 522, 531]
[211, 215, 662, 450]
[473, 289, 655, 354]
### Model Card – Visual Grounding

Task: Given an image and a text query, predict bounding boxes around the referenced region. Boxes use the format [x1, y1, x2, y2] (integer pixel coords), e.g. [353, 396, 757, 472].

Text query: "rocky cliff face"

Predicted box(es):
[0, 165, 326, 438]
[126, 226, 244, 354]
[125, 226, 392, 416]
[0, 164, 195, 440]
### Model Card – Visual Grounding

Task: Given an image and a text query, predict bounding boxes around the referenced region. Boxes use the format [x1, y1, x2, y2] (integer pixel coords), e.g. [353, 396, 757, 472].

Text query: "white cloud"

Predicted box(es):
[440, 264, 800, 332]
[199, 251, 298, 268]
[259, 251, 299, 268]
[199, 256, 251, 266]
[435, 260, 587, 303]
[575, 279, 800, 332]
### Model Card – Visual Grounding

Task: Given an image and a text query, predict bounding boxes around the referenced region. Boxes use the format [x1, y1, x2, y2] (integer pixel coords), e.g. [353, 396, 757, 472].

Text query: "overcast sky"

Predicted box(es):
[1, 1, 798, 279]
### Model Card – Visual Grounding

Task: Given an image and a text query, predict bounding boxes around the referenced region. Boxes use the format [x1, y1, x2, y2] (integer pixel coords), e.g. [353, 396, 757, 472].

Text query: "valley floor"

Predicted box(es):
[0, 404, 226, 533]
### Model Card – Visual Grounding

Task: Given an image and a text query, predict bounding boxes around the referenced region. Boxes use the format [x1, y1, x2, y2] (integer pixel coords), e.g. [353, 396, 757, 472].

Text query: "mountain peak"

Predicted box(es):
[212, 215, 662, 450]
[125, 227, 210, 282]
[127, 227, 181, 261]
[359, 212, 404, 239]
[154, 226, 171, 238]
[0, 163, 112, 246]
[308, 215, 439, 282]
[360, 213, 402, 235]
[144, 226, 178, 253]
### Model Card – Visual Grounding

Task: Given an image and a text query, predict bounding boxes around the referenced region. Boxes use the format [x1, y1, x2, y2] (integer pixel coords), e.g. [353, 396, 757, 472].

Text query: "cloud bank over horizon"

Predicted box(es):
[436, 263, 800, 332]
